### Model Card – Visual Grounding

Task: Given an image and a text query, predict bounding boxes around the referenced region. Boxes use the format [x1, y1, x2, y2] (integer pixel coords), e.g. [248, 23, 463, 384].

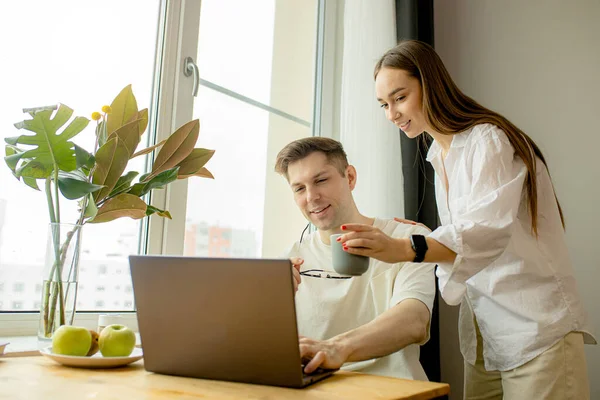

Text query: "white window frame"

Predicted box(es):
[0, 0, 342, 337]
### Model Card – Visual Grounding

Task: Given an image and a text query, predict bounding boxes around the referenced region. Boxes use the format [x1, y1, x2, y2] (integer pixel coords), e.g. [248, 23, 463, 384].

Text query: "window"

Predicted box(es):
[0, 0, 161, 313]
[180, 0, 319, 259]
[0, 0, 333, 336]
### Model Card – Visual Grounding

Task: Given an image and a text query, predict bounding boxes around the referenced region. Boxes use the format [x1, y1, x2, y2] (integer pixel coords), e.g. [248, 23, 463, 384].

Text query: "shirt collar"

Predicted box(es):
[425, 128, 472, 162]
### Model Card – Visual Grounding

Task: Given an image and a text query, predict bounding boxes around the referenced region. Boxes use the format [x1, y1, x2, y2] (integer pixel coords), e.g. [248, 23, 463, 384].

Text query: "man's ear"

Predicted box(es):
[346, 165, 357, 190]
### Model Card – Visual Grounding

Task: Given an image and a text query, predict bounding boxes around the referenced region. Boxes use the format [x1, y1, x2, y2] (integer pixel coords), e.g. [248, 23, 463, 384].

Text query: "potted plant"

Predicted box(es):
[4, 85, 214, 339]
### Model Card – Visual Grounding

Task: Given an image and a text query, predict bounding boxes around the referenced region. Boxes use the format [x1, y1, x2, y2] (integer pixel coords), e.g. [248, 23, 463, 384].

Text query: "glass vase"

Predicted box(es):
[37, 223, 83, 342]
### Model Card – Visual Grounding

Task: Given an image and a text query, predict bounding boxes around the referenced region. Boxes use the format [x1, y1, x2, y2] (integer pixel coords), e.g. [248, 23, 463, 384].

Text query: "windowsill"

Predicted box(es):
[0, 336, 40, 357]
[0, 333, 142, 358]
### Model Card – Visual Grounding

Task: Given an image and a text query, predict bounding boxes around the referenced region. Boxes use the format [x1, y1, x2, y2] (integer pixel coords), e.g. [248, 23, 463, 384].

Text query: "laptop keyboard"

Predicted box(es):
[301, 365, 329, 376]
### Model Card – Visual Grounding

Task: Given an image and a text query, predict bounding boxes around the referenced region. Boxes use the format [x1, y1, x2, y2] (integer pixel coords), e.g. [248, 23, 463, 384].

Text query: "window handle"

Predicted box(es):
[183, 56, 199, 97]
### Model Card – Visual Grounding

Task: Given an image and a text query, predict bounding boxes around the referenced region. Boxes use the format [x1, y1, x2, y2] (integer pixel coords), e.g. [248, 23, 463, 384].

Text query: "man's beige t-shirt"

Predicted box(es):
[288, 218, 436, 380]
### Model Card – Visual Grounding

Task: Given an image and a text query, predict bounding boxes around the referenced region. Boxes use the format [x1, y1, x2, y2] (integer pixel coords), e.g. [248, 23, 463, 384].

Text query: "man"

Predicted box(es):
[275, 137, 436, 380]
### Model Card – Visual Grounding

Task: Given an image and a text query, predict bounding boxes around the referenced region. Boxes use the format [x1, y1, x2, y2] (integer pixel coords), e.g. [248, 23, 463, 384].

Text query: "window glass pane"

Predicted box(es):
[185, 1, 318, 259]
[185, 87, 271, 257]
[185, 89, 311, 258]
[197, 0, 317, 121]
[0, 0, 161, 312]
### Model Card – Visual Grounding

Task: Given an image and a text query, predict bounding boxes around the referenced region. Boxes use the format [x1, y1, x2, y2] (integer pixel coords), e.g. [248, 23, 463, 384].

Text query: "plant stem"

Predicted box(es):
[45, 171, 66, 336]
[42, 178, 56, 332]
[45, 177, 56, 224]
[54, 169, 60, 225]
[62, 200, 88, 325]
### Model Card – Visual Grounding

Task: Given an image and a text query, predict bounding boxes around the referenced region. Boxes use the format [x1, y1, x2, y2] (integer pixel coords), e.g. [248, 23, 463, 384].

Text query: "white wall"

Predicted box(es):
[434, 0, 600, 398]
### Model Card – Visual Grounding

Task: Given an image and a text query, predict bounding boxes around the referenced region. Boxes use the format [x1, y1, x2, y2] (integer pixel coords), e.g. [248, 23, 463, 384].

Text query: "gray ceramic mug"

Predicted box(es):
[330, 234, 369, 276]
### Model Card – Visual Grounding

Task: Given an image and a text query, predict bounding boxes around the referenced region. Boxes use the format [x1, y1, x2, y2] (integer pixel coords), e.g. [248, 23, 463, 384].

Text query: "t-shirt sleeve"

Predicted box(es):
[279, 242, 299, 259]
[389, 225, 436, 345]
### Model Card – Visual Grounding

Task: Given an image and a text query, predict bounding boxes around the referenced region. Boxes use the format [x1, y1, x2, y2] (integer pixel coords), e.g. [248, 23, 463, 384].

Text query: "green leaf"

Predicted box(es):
[23, 177, 40, 190]
[16, 160, 53, 179]
[82, 193, 98, 219]
[92, 137, 130, 202]
[74, 144, 95, 170]
[58, 170, 88, 180]
[107, 119, 142, 157]
[89, 193, 147, 223]
[96, 120, 108, 147]
[178, 167, 215, 180]
[107, 85, 138, 136]
[128, 167, 179, 197]
[145, 204, 172, 219]
[131, 139, 166, 159]
[126, 108, 149, 136]
[57, 171, 104, 200]
[144, 119, 199, 182]
[23, 105, 57, 117]
[9, 104, 89, 175]
[176, 148, 215, 177]
[107, 171, 139, 198]
[4, 145, 25, 174]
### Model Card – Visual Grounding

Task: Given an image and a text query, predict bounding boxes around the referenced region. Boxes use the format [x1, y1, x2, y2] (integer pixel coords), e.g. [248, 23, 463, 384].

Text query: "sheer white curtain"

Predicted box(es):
[339, 0, 403, 219]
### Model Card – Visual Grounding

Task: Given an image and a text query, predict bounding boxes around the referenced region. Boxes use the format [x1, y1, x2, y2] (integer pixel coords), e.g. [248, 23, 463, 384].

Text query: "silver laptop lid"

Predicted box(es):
[129, 255, 307, 387]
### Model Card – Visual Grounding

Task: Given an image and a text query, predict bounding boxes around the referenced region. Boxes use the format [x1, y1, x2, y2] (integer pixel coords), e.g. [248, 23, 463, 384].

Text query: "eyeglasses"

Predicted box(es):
[299, 269, 351, 280]
[299, 223, 310, 243]
[298, 224, 352, 279]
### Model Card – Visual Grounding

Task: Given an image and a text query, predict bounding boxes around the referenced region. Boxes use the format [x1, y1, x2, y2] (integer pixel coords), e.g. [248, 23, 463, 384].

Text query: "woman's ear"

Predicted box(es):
[346, 165, 358, 190]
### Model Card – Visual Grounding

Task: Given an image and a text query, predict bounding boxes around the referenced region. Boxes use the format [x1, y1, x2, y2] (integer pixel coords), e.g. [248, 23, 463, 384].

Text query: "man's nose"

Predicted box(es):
[306, 186, 320, 203]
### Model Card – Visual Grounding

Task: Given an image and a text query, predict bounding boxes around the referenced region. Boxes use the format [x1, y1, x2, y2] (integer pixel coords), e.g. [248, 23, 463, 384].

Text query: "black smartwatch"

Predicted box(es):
[409, 234, 428, 263]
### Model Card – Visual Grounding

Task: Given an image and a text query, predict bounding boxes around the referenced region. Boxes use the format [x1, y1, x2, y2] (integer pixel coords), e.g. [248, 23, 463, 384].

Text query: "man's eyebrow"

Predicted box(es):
[376, 87, 406, 102]
[290, 171, 327, 187]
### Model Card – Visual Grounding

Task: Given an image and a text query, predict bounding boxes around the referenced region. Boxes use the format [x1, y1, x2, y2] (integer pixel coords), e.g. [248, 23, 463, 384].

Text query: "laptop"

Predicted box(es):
[129, 255, 336, 388]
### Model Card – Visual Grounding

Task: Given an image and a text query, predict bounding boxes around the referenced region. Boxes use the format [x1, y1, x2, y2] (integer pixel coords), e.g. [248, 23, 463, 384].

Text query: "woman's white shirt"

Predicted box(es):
[427, 123, 595, 371]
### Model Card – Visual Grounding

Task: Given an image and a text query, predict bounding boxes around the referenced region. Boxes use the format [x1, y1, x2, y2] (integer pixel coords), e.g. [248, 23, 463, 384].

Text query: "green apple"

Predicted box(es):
[52, 325, 92, 356]
[98, 324, 136, 357]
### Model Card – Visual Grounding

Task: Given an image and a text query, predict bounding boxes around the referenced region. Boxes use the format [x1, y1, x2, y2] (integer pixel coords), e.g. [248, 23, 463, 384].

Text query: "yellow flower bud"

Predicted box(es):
[101, 105, 112, 114]
[91, 112, 102, 121]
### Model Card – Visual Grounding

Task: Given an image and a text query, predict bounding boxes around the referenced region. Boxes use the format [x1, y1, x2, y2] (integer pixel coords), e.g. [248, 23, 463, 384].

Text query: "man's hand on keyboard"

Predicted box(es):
[299, 336, 349, 374]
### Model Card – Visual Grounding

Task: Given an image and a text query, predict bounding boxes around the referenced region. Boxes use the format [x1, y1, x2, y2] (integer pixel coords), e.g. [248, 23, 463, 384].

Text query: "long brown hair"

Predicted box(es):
[374, 40, 564, 235]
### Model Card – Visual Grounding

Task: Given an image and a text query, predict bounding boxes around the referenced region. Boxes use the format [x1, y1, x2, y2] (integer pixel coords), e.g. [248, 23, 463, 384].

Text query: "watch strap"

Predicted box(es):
[409, 234, 428, 263]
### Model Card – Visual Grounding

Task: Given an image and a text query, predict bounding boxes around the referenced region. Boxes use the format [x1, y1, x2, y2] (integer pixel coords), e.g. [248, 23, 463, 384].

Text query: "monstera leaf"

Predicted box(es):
[5, 104, 89, 178]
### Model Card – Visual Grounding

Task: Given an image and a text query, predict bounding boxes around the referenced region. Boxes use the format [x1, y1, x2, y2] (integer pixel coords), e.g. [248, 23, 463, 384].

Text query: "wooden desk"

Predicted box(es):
[0, 356, 449, 399]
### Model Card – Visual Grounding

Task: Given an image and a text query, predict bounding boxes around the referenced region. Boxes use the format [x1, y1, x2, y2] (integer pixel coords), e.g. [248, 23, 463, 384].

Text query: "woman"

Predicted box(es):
[338, 40, 595, 399]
